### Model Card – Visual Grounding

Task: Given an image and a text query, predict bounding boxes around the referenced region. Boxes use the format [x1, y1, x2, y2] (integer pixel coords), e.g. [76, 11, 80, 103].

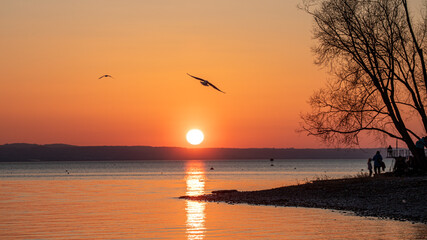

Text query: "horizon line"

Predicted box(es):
[0, 143, 395, 150]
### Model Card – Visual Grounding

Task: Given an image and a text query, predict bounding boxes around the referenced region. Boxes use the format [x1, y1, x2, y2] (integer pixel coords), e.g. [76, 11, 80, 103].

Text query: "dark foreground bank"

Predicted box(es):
[181, 176, 427, 224]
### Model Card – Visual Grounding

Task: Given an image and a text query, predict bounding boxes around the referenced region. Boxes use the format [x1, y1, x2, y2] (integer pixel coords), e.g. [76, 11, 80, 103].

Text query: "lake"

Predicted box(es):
[0, 159, 426, 239]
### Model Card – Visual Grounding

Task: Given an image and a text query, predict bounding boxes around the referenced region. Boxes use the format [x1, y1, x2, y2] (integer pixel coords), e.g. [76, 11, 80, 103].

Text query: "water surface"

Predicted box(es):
[0, 159, 425, 239]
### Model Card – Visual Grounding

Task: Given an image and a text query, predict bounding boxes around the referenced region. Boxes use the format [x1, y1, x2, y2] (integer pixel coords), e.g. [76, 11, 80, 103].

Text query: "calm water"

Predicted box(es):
[0, 159, 426, 239]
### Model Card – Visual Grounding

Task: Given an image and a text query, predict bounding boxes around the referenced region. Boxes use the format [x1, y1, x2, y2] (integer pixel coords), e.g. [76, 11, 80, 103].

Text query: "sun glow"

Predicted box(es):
[185, 161, 206, 240]
[186, 129, 204, 145]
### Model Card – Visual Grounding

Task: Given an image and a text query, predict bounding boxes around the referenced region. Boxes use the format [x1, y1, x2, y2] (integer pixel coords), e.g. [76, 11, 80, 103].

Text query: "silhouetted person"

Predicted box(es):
[387, 145, 393, 157]
[373, 151, 383, 175]
[415, 136, 427, 157]
[367, 158, 373, 177]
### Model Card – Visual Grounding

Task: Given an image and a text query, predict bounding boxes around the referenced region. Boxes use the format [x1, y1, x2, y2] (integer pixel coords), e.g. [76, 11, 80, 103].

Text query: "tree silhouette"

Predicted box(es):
[301, 0, 427, 170]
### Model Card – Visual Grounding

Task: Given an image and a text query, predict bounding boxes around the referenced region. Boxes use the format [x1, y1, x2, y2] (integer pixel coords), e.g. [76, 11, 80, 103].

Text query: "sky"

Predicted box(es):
[0, 0, 424, 148]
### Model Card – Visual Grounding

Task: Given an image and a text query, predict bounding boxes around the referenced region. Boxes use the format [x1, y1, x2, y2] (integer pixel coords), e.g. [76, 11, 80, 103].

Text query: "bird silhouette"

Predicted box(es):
[187, 73, 225, 93]
[99, 74, 114, 79]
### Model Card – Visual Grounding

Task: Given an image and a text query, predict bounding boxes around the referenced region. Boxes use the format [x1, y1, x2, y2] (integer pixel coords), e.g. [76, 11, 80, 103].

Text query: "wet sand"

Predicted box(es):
[181, 176, 427, 223]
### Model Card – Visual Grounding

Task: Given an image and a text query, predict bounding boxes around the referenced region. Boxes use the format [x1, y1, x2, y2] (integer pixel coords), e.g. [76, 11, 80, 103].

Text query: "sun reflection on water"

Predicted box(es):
[185, 161, 206, 240]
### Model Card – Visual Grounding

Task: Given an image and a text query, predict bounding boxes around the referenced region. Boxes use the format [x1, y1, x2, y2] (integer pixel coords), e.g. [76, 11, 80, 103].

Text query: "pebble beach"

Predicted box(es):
[181, 176, 427, 224]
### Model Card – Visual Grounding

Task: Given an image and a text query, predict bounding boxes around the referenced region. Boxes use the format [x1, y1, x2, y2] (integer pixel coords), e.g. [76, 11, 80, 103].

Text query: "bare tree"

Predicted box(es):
[301, 0, 427, 170]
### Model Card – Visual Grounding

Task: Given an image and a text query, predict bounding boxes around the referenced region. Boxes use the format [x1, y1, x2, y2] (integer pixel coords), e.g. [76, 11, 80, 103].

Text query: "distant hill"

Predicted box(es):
[0, 143, 388, 162]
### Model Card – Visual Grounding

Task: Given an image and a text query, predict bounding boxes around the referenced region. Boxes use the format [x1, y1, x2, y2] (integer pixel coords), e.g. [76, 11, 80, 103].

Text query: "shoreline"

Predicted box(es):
[180, 176, 427, 224]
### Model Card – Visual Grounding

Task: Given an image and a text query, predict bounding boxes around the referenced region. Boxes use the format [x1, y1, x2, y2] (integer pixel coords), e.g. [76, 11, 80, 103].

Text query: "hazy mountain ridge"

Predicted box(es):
[0, 143, 388, 161]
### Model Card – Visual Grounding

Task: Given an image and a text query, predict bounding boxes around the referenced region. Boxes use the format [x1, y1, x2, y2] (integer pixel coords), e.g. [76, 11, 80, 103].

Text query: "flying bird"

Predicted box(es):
[187, 73, 225, 93]
[99, 74, 114, 79]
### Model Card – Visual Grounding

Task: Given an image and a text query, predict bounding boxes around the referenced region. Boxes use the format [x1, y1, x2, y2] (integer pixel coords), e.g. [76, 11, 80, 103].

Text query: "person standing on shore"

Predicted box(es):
[373, 151, 383, 175]
[415, 136, 427, 169]
[387, 145, 393, 157]
[367, 158, 373, 177]
[415, 136, 427, 157]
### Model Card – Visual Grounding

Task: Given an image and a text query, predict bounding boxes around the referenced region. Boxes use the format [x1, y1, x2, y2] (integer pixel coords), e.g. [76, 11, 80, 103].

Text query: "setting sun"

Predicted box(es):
[186, 129, 204, 145]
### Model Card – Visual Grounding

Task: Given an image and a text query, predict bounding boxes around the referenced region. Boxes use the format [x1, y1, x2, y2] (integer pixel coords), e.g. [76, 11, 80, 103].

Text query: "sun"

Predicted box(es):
[186, 129, 204, 145]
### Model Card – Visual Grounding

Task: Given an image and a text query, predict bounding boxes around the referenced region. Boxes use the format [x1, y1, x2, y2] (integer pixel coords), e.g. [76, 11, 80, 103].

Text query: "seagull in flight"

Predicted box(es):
[99, 74, 114, 79]
[187, 73, 225, 93]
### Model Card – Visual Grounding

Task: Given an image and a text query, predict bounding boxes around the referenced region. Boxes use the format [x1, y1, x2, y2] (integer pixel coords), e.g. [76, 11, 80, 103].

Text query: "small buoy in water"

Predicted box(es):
[294, 167, 297, 170]
[270, 164, 274, 166]
[210, 167, 214, 170]
[402, 199, 407, 203]
[270, 158, 274, 161]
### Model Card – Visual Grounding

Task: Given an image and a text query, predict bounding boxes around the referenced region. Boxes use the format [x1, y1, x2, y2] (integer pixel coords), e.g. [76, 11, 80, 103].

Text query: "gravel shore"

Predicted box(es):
[180, 176, 427, 224]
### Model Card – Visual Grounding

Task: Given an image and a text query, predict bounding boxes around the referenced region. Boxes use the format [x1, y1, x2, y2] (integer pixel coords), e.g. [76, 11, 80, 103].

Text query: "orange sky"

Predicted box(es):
[0, 0, 424, 148]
